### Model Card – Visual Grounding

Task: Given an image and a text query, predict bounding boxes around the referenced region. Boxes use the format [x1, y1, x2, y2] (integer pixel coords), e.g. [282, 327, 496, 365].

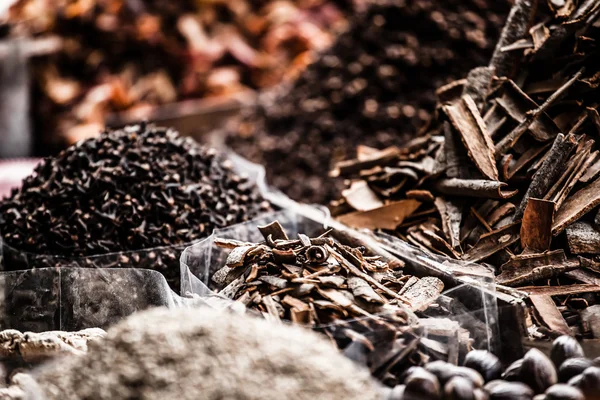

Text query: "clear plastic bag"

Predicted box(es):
[180, 208, 503, 357]
[0, 267, 182, 332]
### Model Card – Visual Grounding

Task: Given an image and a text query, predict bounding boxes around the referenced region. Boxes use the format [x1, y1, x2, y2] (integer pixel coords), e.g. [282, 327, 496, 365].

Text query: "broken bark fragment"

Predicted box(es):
[566, 222, 600, 254]
[337, 200, 421, 231]
[401, 277, 445, 312]
[342, 181, 384, 212]
[514, 133, 579, 220]
[434, 197, 462, 249]
[435, 178, 517, 199]
[529, 295, 572, 336]
[521, 198, 555, 252]
[553, 174, 600, 234]
[463, 221, 521, 263]
[443, 95, 498, 180]
[495, 80, 561, 142]
[489, 0, 538, 77]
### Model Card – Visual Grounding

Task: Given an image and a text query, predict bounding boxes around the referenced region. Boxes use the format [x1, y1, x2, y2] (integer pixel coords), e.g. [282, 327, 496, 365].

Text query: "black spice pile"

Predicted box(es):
[227, 0, 511, 204]
[385, 336, 600, 400]
[331, 1, 600, 340]
[0, 123, 270, 289]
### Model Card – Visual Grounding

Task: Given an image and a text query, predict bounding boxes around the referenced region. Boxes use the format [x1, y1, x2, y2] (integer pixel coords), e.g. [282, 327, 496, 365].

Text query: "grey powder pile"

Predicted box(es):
[34, 306, 381, 400]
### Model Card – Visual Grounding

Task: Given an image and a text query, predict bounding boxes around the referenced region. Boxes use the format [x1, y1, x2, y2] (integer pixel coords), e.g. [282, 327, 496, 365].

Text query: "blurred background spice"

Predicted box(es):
[226, 0, 513, 204]
[2, 0, 350, 155]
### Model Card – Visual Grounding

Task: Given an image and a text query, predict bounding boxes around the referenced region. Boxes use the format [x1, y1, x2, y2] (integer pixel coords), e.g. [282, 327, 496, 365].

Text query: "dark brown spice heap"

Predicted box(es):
[227, 0, 511, 204]
[212, 221, 491, 386]
[332, 1, 600, 339]
[0, 123, 270, 289]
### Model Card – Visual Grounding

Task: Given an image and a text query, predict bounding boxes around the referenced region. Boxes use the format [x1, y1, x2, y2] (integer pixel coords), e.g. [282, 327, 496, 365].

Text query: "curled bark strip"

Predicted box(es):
[435, 178, 517, 199]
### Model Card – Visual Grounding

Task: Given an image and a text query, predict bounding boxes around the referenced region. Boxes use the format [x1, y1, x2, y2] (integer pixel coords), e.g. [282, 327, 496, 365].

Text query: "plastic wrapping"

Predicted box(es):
[180, 208, 502, 355]
[0, 267, 182, 332]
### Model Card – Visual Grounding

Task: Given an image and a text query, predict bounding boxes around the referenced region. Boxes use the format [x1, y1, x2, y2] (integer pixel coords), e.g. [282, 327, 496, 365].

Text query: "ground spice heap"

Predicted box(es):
[32, 306, 381, 400]
[332, 1, 600, 340]
[227, 0, 511, 204]
[0, 123, 270, 289]
[212, 221, 489, 386]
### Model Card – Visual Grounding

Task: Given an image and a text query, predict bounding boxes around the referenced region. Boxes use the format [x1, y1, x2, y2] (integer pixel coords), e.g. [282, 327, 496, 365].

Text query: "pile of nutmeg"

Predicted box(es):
[382, 336, 600, 400]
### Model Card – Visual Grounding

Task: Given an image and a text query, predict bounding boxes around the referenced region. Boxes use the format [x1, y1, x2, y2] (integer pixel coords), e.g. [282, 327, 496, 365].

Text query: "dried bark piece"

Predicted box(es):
[214, 238, 255, 249]
[434, 197, 462, 249]
[406, 190, 435, 202]
[489, 0, 538, 77]
[261, 295, 282, 323]
[529, 295, 571, 336]
[463, 221, 521, 262]
[259, 275, 288, 289]
[437, 79, 467, 104]
[443, 120, 472, 179]
[495, 80, 561, 141]
[553, 174, 600, 234]
[337, 200, 421, 231]
[317, 276, 346, 288]
[401, 277, 445, 312]
[580, 158, 600, 183]
[514, 133, 579, 220]
[496, 256, 579, 286]
[347, 277, 385, 304]
[462, 66, 495, 111]
[226, 245, 260, 268]
[495, 70, 583, 155]
[565, 268, 600, 285]
[435, 178, 517, 199]
[566, 222, 600, 254]
[342, 181, 384, 212]
[519, 284, 600, 297]
[443, 95, 498, 180]
[258, 220, 289, 242]
[521, 198, 555, 252]
[330, 147, 400, 178]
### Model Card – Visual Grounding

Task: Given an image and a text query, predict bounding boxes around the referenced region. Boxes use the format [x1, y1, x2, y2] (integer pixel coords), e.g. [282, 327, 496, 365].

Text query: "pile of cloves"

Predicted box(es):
[0, 123, 270, 290]
[384, 336, 600, 400]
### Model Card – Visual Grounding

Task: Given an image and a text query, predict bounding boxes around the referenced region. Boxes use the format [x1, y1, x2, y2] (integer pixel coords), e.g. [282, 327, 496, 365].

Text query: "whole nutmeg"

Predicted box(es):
[425, 361, 455, 385]
[502, 358, 523, 381]
[544, 384, 584, 400]
[404, 367, 441, 400]
[521, 348, 557, 393]
[452, 366, 485, 388]
[568, 366, 600, 399]
[484, 380, 534, 400]
[558, 358, 593, 383]
[445, 376, 475, 400]
[464, 350, 503, 382]
[550, 336, 584, 369]
[425, 361, 484, 388]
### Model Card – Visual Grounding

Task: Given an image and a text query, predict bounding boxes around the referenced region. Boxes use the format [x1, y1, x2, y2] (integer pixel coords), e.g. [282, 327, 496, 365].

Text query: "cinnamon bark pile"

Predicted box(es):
[332, 0, 600, 339]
